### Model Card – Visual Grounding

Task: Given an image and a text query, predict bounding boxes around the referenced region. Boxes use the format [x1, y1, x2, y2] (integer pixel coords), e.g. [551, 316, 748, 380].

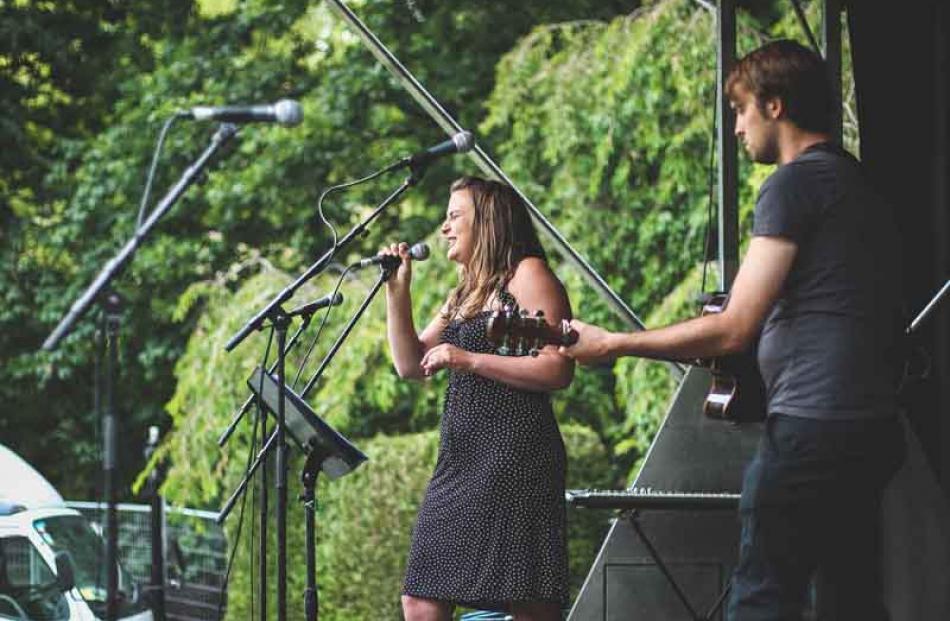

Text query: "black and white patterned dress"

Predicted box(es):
[403, 289, 569, 611]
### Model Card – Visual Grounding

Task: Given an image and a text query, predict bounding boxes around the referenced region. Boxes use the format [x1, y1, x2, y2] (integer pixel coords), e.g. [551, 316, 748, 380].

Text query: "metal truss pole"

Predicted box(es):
[823, 0, 843, 143]
[717, 0, 739, 290]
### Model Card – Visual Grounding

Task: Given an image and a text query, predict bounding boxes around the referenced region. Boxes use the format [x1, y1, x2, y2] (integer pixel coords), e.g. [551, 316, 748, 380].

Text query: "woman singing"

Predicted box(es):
[381, 176, 574, 621]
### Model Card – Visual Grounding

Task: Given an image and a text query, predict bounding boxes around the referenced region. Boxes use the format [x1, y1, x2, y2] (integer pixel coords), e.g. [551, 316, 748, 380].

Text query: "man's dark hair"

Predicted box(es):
[726, 39, 833, 134]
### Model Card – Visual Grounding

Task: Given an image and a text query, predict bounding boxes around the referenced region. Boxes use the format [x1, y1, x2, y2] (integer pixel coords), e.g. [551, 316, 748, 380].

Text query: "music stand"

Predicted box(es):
[245, 367, 367, 479]
[218, 367, 366, 621]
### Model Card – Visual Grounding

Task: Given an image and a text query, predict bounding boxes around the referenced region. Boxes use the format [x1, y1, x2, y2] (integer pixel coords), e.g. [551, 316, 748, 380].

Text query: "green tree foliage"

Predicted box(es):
[0, 0, 198, 496]
[477, 0, 857, 476]
[153, 252, 615, 619]
[5, 0, 864, 611]
[211, 428, 611, 620]
[215, 426, 610, 620]
[2, 0, 634, 497]
[480, 1, 727, 471]
[0, 0, 191, 199]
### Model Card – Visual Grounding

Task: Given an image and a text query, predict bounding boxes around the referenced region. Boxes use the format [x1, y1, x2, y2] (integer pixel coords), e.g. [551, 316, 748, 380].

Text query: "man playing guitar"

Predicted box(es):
[562, 40, 905, 620]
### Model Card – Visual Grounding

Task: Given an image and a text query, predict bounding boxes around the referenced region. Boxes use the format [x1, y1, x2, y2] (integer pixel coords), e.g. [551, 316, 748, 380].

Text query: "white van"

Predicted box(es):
[0, 444, 152, 621]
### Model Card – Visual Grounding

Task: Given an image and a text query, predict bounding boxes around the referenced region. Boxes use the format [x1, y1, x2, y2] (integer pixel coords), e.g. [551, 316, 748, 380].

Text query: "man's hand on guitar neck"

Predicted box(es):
[557, 320, 621, 365]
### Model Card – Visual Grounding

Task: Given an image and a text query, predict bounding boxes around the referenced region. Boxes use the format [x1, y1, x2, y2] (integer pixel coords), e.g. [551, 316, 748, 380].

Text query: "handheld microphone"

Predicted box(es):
[184, 99, 303, 127]
[400, 131, 475, 170]
[287, 292, 344, 318]
[355, 242, 430, 270]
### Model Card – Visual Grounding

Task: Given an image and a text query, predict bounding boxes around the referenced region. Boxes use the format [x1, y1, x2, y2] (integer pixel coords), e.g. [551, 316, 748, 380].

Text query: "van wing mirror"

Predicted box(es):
[54, 551, 76, 592]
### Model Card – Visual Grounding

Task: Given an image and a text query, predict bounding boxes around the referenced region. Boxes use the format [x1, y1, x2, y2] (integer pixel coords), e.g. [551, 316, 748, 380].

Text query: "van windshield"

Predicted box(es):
[0, 535, 69, 620]
[33, 515, 150, 618]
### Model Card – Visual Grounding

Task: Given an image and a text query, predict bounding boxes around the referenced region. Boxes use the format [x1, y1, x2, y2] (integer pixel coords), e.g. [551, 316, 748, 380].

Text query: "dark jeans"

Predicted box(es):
[727, 414, 906, 621]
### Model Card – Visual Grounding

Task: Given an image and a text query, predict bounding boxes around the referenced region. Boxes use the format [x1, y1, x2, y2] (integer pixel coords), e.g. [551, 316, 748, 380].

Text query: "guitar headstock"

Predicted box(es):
[485, 306, 578, 357]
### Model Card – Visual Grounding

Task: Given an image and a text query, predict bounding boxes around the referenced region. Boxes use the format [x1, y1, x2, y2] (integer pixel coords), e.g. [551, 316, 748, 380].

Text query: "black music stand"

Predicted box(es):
[219, 367, 367, 621]
[245, 366, 367, 479]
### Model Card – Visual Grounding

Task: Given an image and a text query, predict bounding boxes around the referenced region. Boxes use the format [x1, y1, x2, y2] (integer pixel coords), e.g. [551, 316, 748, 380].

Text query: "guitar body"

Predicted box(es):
[702, 350, 766, 422]
[698, 293, 766, 423]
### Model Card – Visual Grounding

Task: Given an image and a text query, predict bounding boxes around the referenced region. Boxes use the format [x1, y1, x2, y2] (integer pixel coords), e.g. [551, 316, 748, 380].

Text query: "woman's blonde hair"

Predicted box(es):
[443, 176, 546, 321]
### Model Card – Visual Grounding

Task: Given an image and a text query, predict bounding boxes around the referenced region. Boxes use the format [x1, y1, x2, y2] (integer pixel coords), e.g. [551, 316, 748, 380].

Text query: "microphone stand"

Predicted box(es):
[217, 300, 337, 604]
[42, 123, 239, 350]
[221, 166, 422, 621]
[217, 312, 315, 448]
[298, 268, 390, 401]
[224, 168, 420, 352]
[301, 450, 321, 621]
[298, 267, 391, 621]
[39, 123, 238, 621]
[217, 265, 391, 621]
[102, 289, 122, 621]
[219, 297, 340, 613]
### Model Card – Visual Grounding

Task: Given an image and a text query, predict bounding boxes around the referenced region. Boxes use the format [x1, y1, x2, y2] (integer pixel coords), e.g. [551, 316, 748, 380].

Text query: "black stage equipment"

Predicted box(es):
[217, 295, 334, 449]
[218, 244, 427, 619]
[217, 138, 436, 621]
[41, 122, 239, 621]
[567, 367, 762, 621]
[244, 368, 367, 478]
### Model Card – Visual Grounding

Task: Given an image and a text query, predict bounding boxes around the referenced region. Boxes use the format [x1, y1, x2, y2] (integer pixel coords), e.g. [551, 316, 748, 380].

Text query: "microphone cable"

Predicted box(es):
[315, 164, 400, 259]
[291, 265, 354, 392]
[135, 112, 187, 232]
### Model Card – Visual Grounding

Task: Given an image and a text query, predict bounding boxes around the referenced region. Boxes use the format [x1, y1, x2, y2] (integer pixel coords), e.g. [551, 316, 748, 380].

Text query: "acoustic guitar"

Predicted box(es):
[485, 300, 765, 423]
[696, 293, 765, 423]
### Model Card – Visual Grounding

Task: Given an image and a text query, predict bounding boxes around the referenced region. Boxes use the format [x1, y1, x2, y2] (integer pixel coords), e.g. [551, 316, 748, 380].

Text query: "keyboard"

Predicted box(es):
[565, 488, 741, 511]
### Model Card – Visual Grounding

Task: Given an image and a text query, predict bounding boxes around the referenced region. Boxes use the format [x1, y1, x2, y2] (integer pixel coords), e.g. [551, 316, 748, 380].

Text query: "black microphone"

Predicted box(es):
[287, 292, 343, 318]
[355, 242, 430, 270]
[184, 99, 303, 127]
[401, 131, 475, 169]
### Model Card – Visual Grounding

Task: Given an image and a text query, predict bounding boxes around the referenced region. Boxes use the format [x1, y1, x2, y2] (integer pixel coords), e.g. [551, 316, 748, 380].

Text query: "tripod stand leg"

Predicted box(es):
[703, 580, 732, 620]
[624, 511, 702, 620]
[259, 411, 268, 621]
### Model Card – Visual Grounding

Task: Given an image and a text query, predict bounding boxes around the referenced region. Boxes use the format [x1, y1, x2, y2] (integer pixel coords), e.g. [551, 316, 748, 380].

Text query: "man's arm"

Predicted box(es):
[562, 236, 798, 365]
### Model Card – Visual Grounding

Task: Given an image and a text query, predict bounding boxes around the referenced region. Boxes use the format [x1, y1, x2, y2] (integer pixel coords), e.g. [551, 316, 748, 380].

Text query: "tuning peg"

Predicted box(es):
[498, 332, 511, 356]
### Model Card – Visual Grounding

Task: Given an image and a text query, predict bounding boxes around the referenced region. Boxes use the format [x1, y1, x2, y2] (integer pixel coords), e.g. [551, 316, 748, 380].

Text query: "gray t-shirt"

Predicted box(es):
[753, 143, 902, 420]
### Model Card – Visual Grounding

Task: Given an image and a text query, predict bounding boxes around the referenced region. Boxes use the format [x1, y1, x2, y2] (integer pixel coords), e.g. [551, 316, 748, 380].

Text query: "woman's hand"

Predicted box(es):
[420, 343, 472, 377]
[380, 242, 413, 293]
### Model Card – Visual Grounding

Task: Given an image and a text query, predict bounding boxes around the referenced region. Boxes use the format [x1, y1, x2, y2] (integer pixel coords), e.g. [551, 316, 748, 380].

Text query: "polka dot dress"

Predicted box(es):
[403, 289, 569, 611]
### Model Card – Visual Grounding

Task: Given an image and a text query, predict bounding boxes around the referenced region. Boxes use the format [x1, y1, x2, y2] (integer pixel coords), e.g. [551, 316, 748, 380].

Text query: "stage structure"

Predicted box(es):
[324, 0, 950, 619]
